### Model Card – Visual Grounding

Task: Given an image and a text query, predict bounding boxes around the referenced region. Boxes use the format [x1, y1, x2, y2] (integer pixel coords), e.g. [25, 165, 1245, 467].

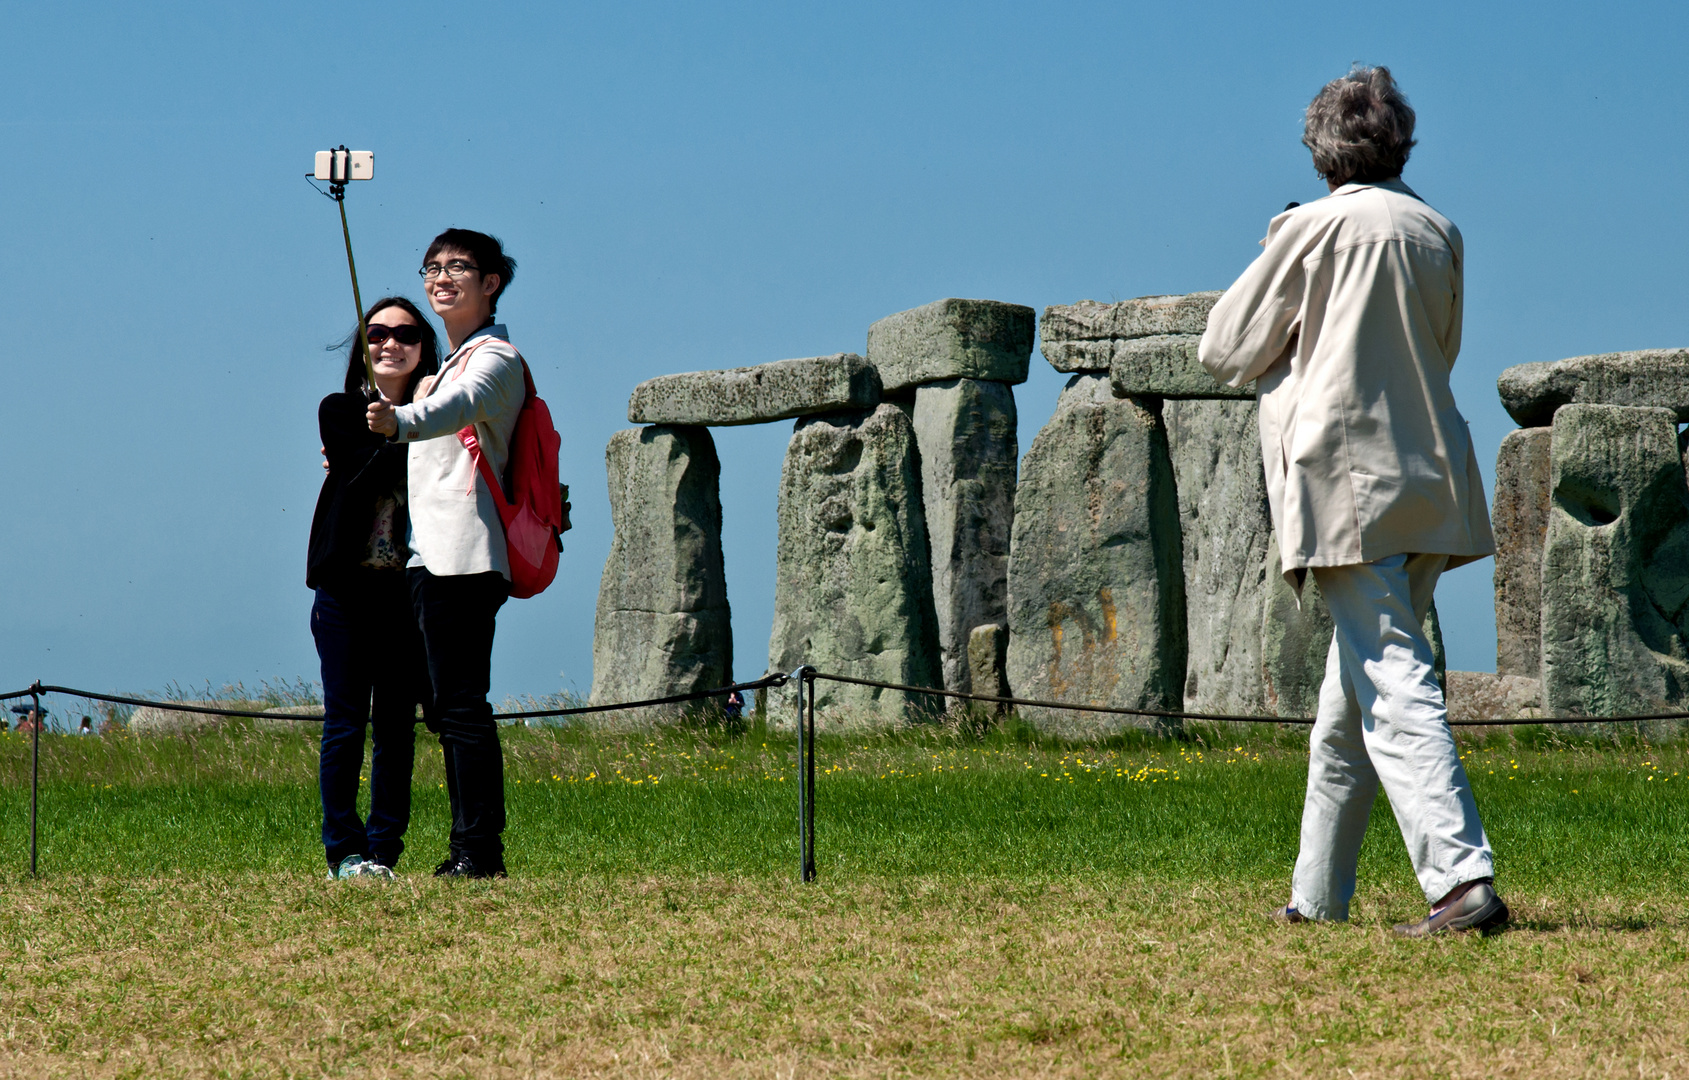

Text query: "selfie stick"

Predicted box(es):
[310, 146, 377, 395]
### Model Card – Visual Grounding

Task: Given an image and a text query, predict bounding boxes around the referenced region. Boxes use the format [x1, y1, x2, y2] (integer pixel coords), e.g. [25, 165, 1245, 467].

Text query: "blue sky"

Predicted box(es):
[2, 1, 1685, 702]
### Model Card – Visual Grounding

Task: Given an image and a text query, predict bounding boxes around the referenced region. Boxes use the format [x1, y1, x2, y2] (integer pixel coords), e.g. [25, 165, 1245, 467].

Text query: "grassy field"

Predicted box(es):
[1, 716, 1687, 1077]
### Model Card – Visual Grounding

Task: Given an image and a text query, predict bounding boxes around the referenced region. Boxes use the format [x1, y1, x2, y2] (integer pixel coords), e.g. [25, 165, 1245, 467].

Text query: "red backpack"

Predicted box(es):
[452, 342, 569, 600]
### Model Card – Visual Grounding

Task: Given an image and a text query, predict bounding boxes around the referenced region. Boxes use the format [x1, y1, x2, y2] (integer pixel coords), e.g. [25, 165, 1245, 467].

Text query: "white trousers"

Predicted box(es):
[1289, 553, 1495, 921]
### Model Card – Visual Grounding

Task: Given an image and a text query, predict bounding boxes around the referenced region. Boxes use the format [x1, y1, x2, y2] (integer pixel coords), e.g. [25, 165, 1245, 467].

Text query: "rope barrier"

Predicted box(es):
[5, 672, 1688, 728]
[490, 673, 790, 720]
[806, 670, 1689, 728]
[18, 673, 790, 725]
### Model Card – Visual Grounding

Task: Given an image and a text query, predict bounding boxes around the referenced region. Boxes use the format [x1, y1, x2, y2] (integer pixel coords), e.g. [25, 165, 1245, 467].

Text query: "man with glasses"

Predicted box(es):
[367, 228, 522, 879]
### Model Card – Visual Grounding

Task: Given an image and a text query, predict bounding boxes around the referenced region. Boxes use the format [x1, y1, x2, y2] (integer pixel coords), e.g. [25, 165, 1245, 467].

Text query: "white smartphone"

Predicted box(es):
[313, 149, 374, 182]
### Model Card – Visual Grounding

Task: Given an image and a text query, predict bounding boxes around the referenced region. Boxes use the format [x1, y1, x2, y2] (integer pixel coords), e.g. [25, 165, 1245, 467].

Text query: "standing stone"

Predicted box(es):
[768, 404, 941, 721]
[911, 378, 1018, 693]
[1493, 427, 1552, 677]
[1541, 404, 1689, 726]
[867, 299, 1035, 392]
[1260, 537, 1334, 719]
[967, 623, 1011, 703]
[1005, 374, 1186, 735]
[1163, 398, 1273, 714]
[590, 426, 731, 713]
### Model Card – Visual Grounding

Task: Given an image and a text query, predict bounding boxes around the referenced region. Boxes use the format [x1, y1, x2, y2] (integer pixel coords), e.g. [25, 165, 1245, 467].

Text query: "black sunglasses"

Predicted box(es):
[366, 323, 424, 346]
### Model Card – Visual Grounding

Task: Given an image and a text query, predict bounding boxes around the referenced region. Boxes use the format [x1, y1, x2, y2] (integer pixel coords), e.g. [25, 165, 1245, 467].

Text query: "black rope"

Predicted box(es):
[32, 684, 328, 721]
[22, 674, 790, 725]
[806, 671, 1689, 728]
[491, 673, 789, 720]
[9, 670, 1687, 729]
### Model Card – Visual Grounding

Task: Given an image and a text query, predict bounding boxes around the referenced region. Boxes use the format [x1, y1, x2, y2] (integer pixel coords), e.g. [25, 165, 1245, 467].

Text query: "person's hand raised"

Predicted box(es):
[367, 398, 398, 437]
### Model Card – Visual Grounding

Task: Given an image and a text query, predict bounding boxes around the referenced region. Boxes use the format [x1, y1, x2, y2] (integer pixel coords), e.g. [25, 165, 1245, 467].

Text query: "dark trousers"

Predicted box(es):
[409, 567, 509, 862]
[311, 572, 429, 868]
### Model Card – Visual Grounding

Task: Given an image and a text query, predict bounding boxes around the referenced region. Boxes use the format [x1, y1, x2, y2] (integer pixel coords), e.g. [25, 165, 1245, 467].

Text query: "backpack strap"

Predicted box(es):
[453, 342, 534, 503]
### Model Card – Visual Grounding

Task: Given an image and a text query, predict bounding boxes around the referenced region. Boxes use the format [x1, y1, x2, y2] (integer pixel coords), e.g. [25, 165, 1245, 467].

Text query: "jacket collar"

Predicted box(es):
[1330, 176, 1421, 202]
[448, 322, 509, 360]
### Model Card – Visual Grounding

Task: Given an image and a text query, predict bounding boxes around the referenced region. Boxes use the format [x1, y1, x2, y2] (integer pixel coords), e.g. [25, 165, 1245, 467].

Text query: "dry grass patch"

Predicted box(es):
[3, 873, 1688, 1078]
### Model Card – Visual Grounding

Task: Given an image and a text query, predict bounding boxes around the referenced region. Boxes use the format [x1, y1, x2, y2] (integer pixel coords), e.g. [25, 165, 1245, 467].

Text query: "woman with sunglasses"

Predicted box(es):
[306, 297, 441, 880]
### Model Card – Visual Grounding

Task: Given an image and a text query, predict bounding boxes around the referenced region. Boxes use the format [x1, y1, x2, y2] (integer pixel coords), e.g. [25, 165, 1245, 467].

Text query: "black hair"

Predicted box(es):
[339, 296, 441, 400]
[423, 228, 517, 313]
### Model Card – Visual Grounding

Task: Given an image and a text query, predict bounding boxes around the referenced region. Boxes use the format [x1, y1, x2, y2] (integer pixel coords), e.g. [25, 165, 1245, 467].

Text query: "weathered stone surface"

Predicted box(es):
[1497, 349, 1689, 428]
[1037, 338, 1112, 374]
[1541, 404, 1689, 721]
[1039, 292, 1245, 398]
[1005, 375, 1186, 735]
[867, 298, 1035, 392]
[1041, 292, 1222, 343]
[628, 354, 879, 426]
[767, 404, 941, 722]
[1163, 399, 1273, 715]
[1426, 600, 1448, 696]
[1445, 672, 1542, 726]
[1493, 427, 1552, 677]
[1260, 538, 1334, 719]
[1111, 335, 1252, 399]
[967, 623, 1010, 702]
[911, 378, 1018, 692]
[590, 426, 732, 713]
[1042, 333, 1249, 397]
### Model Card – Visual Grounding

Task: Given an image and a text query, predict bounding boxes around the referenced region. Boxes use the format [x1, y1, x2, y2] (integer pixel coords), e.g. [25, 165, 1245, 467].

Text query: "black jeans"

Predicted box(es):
[311, 571, 429, 868]
[409, 567, 509, 862]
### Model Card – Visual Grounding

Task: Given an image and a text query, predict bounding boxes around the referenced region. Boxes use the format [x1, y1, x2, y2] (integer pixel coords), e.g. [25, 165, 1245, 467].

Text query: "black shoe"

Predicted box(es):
[432, 853, 506, 879]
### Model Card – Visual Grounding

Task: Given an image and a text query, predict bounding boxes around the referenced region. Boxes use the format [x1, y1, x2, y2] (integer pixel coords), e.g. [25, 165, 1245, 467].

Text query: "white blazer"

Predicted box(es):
[1199, 179, 1494, 585]
[392, 324, 525, 579]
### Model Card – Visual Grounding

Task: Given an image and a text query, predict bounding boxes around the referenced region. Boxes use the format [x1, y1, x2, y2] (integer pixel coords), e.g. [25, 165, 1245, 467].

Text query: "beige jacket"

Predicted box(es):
[1198, 178, 1494, 585]
[392, 324, 525, 579]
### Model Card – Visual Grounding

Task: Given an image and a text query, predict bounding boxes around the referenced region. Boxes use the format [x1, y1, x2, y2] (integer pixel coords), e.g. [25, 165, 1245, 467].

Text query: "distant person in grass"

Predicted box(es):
[308, 296, 440, 881]
[367, 229, 523, 880]
[1199, 66, 1508, 937]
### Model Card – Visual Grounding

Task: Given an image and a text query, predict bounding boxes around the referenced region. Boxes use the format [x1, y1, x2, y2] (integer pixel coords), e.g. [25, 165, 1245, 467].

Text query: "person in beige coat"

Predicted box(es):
[1199, 65, 1508, 937]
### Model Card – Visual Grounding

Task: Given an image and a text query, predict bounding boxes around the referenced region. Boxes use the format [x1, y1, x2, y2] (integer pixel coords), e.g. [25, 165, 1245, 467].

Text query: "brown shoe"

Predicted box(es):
[1392, 881, 1509, 938]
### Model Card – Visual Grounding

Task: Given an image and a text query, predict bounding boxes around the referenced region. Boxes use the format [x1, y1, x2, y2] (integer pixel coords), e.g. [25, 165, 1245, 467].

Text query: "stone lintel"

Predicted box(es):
[867, 298, 1035, 391]
[1497, 349, 1689, 428]
[1041, 292, 1222, 344]
[628, 354, 878, 426]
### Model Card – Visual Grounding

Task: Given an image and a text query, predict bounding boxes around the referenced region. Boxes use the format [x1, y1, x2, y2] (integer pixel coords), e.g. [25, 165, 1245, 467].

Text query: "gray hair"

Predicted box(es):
[1302, 65, 1416, 186]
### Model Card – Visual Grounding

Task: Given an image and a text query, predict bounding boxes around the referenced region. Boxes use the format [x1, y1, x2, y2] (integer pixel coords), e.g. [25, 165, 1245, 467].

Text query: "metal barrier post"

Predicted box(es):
[788, 666, 816, 882]
[803, 670, 817, 883]
[30, 686, 40, 877]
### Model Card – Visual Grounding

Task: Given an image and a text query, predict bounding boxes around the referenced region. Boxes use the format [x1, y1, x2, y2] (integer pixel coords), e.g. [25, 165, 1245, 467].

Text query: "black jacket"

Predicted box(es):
[306, 392, 409, 591]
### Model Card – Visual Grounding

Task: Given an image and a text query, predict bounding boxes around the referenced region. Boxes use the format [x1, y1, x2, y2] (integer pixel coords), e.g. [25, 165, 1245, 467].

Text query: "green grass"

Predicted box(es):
[2, 720, 1687, 1077]
[4, 720, 1686, 890]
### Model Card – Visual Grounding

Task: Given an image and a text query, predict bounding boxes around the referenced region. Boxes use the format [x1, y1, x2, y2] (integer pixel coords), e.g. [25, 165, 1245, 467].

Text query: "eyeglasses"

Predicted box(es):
[419, 260, 480, 280]
[366, 323, 424, 346]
